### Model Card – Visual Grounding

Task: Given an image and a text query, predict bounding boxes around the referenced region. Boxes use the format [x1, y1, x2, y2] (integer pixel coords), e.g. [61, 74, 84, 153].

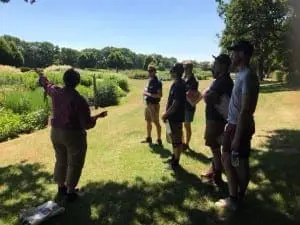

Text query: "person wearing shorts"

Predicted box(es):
[215, 40, 259, 211]
[143, 65, 163, 145]
[201, 54, 233, 187]
[162, 63, 186, 170]
[183, 60, 199, 150]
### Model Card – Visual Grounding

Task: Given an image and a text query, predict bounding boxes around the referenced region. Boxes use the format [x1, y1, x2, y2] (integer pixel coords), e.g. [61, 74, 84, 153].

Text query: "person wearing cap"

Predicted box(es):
[201, 54, 233, 187]
[215, 40, 259, 210]
[182, 60, 199, 150]
[38, 68, 108, 202]
[142, 65, 163, 145]
[162, 63, 186, 170]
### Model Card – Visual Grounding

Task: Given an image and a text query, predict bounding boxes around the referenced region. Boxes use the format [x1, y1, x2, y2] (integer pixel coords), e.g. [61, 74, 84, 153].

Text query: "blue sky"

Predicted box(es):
[0, 0, 224, 61]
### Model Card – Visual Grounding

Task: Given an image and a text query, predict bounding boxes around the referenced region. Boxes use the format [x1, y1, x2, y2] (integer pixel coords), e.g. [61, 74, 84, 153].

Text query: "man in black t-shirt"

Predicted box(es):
[162, 63, 186, 170]
[143, 65, 163, 145]
[201, 54, 233, 186]
[183, 60, 199, 150]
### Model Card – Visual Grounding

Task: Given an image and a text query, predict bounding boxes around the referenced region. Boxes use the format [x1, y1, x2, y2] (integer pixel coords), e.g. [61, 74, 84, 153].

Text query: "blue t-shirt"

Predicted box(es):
[228, 68, 259, 124]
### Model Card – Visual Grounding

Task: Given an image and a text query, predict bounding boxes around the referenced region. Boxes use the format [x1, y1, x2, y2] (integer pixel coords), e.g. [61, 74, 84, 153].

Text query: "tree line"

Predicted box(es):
[0, 35, 214, 71]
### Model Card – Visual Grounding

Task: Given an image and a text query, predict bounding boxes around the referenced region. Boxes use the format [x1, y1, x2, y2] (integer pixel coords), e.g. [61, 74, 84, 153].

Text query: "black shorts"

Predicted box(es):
[204, 120, 226, 149]
[169, 122, 183, 148]
[222, 122, 255, 158]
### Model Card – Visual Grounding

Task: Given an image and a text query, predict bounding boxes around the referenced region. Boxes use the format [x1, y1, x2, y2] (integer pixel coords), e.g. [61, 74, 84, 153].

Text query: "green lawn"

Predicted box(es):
[0, 79, 300, 225]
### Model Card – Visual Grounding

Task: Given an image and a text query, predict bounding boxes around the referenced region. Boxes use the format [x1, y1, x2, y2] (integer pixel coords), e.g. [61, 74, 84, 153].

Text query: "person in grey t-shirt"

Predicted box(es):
[215, 40, 259, 211]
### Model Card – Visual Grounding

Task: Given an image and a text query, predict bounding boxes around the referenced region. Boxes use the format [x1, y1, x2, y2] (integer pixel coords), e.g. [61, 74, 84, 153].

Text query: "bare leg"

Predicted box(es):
[222, 152, 238, 197]
[236, 158, 250, 199]
[153, 121, 162, 140]
[147, 120, 152, 138]
[184, 122, 192, 145]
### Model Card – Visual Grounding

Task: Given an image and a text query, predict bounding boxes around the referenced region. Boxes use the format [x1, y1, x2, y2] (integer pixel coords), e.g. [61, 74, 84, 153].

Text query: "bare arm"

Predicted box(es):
[37, 71, 60, 97]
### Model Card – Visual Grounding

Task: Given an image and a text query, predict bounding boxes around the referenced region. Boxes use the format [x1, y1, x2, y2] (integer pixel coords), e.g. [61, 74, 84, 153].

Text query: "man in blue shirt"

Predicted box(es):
[216, 40, 259, 211]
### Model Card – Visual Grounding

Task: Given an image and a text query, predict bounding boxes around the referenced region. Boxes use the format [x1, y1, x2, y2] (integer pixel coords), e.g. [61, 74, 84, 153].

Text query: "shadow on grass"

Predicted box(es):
[1, 132, 300, 225]
[262, 129, 300, 153]
[183, 148, 211, 165]
[0, 161, 53, 223]
[260, 81, 300, 94]
[149, 143, 172, 159]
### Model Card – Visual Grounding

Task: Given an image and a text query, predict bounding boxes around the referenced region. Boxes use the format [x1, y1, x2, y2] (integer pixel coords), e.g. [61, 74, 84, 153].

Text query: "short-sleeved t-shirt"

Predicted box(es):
[145, 76, 162, 104]
[206, 73, 234, 122]
[228, 68, 259, 124]
[167, 79, 186, 122]
[184, 75, 199, 112]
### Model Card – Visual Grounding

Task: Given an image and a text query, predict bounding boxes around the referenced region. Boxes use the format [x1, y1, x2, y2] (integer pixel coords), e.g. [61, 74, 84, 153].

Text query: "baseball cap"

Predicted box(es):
[170, 63, 184, 75]
[227, 40, 254, 56]
[212, 54, 231, 67]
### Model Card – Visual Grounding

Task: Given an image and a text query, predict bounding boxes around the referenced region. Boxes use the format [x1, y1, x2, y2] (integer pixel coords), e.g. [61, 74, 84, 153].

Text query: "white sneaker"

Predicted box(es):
[215, 197, 238, 211]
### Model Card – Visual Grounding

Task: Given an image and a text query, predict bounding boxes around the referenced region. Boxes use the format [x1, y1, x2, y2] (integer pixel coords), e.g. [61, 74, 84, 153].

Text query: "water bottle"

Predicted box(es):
[231, 151, 239, 167]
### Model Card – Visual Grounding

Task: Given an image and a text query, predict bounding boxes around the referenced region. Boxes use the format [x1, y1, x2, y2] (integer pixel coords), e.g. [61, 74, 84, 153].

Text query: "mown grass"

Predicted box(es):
[0, 80, 300, 225]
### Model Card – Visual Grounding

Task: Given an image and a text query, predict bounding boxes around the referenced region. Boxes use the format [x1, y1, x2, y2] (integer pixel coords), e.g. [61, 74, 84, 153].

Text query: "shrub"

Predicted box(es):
[95, 80, 120, 107]
[0, 109, 21, 141]
[80, 73, 93, 87]
[76, 85, 94, 105]
[105, 75, 129, 92]
[19, 109, 49, 133]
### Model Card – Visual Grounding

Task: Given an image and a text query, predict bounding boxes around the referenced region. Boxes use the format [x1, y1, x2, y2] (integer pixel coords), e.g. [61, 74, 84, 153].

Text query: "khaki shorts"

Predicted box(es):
[204, 120, 226, 148]
[145, 103, 160, 123]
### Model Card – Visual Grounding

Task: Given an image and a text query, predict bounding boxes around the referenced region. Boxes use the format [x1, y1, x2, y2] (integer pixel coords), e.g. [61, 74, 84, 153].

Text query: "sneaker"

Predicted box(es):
[67, 192, 79, 202]
[215, 197, 238, 211]
[141, 137, 152, 144]
[66, 188, 84, 202]
[157, 139, 163, 146]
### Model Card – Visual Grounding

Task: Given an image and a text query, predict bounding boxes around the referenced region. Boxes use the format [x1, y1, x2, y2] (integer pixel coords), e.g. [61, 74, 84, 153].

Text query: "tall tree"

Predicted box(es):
[215, 0, 292, 79]
[60, 48, 80, 67]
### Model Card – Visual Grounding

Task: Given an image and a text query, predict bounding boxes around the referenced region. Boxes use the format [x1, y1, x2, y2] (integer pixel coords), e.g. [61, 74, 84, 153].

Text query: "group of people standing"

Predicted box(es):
[38, 39, 259, 211]
[142, 40, 259, 210]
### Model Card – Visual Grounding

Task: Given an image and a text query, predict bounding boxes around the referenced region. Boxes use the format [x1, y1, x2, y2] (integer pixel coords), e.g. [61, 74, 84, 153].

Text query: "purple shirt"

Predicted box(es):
[39, 76, 96, 130]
